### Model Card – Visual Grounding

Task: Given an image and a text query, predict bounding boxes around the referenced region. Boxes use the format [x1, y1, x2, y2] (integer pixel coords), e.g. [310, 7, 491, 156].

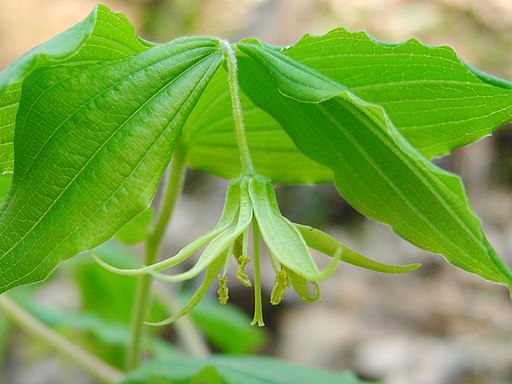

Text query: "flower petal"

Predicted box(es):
[145, 251, 228, 326]
[296, 224, 421, 273]
[248, 175, 321, 279]
[93, 177, 245, 276]
[152, 179, 253, 282]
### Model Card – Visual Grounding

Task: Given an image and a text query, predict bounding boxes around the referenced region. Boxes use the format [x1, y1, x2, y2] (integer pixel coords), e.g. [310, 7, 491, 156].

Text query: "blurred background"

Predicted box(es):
[1, 1, 512, 383]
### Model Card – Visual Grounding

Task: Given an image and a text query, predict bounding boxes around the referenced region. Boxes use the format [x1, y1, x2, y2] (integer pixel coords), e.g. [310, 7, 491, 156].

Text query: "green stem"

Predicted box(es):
[220, 40, 254, 174]
[126, 144, 187, 370]
[0, 295, 123, 384]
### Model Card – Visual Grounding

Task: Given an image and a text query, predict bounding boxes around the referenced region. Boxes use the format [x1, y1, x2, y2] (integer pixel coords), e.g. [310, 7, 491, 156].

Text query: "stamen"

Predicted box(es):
[236, 255, 252, 287]
[270, 269, 290, 305]
[217, 274, 229, 305]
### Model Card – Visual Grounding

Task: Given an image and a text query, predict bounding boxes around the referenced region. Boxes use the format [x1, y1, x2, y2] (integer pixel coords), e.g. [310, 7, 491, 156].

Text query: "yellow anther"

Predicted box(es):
[236, 255, 252, 287]
[217, 274, 229, 305]
[270, 269, 290, 305]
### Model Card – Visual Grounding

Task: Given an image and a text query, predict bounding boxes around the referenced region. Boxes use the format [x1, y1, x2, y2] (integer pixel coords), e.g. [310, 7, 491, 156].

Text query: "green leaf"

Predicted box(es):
[122, 355, 369, 384]
[0, 5, 152, 91]
[236, 42, 512, 288]
[280, 28, 512, 158]
[0, 37, 222, 293]
[0, 4, 154, 175]
[0, 84, 19, 174]
[0, 174, 12, 203]
[116, 208, 153, 245]
[183, 65, 332, 184]
[190, 366, 224, 384]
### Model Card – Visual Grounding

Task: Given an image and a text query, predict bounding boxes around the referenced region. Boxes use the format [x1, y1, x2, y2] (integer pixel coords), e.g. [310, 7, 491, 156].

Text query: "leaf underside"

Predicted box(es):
[183, 65, 333, 183]
[273, 29, 512, 159]
[236, 42, 512, 288]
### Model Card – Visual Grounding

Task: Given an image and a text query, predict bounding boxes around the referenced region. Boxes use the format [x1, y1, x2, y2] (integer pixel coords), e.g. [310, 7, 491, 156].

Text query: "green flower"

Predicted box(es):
[96, 173, 419, 326]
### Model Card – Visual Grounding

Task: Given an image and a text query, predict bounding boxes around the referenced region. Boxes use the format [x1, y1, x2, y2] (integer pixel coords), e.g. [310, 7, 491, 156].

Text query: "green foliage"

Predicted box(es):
[116, 208, 154, 245]
[8, 286, 178, 369]
[75, 244, 147, 325]
[283, 29, 512, 158]
[1, 3, 512, 383]
[2, 4, 511, 292]
[0, 5, 153, 176]
[77, 243, 266, 354]
[0, 34, 221, 292]
[182, 68, 333, 183]
[122, 355, 369, 384]
[0, 174, 11, 201]
[236, 42, 512, 286]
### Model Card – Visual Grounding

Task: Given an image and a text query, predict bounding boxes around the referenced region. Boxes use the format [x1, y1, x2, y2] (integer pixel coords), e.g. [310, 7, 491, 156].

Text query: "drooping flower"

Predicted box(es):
[96, 173, 419, 326]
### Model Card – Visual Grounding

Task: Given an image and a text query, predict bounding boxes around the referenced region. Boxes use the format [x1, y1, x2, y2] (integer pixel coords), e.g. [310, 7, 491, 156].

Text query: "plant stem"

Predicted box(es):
[126, 144, 187, 370]
[220, 40, 254, 174]
[0, 295, 123, 384]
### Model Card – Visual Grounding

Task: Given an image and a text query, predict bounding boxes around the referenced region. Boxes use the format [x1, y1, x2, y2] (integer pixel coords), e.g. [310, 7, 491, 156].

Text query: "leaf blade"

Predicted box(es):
[281, 28, 512, 158]
[0, 38, 222, 293]
[237, 43, 512, 288]
[0, 4, 154, 175]
[122, 355, 367, 384]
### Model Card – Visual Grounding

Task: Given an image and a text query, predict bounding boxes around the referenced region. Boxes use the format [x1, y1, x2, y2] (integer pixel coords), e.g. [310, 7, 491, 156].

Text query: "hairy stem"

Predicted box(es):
[0, 295, 123, 384]
[126, 144, 187, 370]
[220, 40, 254, 174]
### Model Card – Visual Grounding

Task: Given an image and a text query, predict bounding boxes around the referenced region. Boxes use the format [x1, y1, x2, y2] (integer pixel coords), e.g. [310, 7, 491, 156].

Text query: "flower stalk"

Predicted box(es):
[220, 40, 254, 174]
